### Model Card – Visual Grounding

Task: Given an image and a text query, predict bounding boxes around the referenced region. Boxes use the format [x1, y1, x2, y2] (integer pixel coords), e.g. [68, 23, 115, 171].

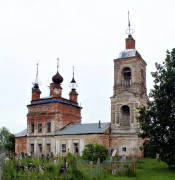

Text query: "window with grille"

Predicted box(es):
[122, 147, 127, 152]
[61, 144, 66, 154]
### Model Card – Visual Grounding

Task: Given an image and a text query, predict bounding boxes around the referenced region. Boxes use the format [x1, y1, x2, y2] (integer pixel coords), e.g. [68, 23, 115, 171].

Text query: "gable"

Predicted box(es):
[116, 90, 136, 98]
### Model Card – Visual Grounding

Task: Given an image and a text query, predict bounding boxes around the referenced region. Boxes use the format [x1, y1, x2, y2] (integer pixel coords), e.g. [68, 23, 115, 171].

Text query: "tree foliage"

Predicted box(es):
[63, 152, 85, 180]
[138, 49, 175, 166]
[82, 143, 108, 163]
[0, 127, 15, 153]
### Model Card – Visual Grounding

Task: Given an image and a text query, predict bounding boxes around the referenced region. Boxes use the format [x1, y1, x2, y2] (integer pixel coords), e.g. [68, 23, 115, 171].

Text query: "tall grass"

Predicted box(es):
[2, 157, 175, 180]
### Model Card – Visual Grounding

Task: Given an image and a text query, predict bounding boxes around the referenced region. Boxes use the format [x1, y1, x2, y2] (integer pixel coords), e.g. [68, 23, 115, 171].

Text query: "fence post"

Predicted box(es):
[90, 161, 93, 180]
[0, 153, 6, 180]
[0, 165, 1, 180]
[97, 158, 101, 178]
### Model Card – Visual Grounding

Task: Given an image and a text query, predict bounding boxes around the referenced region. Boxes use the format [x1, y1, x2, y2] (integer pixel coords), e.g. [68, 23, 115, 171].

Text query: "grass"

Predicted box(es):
[104, 158, 175, 180]
[2, 157, 175, 179]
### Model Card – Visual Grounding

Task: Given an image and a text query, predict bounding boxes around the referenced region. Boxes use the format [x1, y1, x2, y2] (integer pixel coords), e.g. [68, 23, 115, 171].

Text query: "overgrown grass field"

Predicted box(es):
[2, 156, 175, 179]
[105, 158, 175, 180]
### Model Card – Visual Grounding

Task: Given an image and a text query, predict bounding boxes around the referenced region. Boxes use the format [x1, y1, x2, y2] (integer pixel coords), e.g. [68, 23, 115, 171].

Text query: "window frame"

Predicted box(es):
[38, 144, 42, 154]
[46, 122, 51, 133]
[122, 67, 132, 86]
[30, 143, 34, 154]
[73, 143, 79, 154]
[31, 122, 34, 133]
[38, 122, 42, 133]
[61, 144, 66, 154]
[46, 143, 51, 154]
[120, 105, 130, 126]
[122, 147, 127, 152]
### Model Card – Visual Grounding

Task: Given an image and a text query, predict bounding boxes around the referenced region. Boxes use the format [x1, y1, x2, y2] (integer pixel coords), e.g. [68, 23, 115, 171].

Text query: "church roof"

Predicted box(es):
[56, 122, 110, 135]
[118, 49, 142, 59]
[28, 98, 80, 108]
[15, 122, 110, 138]
[15, 129, 27, 137]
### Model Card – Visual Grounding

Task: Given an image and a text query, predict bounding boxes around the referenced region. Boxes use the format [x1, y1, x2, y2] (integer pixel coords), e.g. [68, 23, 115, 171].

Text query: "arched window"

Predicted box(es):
[120, 105, 130, 126]
[122, 67, 131, 86]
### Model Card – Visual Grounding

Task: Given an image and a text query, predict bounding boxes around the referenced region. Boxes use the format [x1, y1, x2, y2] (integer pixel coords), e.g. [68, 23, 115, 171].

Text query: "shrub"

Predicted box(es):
[82, 143, 108, 163]
[61, 152, 85, 180]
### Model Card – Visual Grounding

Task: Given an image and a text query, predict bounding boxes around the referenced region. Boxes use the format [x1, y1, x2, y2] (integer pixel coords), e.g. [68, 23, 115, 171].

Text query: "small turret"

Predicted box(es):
[125, 35, 135, 49]
[69, 67, 78, 103]
[32, 63, 41, 101]
[50, 59, 63, 97]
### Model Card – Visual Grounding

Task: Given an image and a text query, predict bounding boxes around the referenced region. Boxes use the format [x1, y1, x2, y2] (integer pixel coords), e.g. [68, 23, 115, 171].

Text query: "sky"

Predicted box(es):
[0, 0, 175, 134]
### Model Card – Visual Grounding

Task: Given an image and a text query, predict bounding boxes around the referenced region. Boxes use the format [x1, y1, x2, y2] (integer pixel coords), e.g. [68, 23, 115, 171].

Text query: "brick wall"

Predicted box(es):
[15, 137, 27, 154]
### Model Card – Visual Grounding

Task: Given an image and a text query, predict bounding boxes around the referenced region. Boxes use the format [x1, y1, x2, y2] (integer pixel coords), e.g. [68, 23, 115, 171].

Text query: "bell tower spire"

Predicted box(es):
[125, 11, 135, 49]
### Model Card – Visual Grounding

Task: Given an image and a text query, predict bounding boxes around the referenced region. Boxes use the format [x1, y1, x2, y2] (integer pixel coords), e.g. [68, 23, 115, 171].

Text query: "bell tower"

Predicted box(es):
[110, 13, 147, 157]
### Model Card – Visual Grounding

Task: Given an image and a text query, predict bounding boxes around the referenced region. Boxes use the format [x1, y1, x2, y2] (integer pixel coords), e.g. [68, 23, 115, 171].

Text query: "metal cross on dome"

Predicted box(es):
[57, 58, 59, 71]
[32, 62, 42, 85]
[125, 11, 135, 35]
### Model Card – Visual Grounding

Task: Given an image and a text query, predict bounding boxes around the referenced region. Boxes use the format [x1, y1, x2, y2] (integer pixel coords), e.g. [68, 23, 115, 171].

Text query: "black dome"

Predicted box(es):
[33, 83, 39, 89]
[52, 71, 63, 84]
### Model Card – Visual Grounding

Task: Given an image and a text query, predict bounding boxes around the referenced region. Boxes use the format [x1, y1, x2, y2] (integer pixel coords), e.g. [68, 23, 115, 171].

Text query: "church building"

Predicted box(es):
[15, 23, 147, 157]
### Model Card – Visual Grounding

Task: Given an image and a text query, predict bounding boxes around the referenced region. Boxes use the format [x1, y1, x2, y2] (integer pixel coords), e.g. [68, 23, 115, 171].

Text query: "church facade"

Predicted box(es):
[15, 30, 147, 157]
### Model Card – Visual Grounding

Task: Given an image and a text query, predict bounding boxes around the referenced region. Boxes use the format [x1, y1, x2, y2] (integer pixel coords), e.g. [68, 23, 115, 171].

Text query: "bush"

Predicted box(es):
[82, 143, 108, 163]
[61, 152, 85, 180]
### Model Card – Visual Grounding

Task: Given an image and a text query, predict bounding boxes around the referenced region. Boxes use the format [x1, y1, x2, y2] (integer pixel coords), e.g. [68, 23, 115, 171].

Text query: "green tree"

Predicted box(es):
[82, 143, 108, 163]
[0, 127, 15, 153]
[138, 49, 175, 166]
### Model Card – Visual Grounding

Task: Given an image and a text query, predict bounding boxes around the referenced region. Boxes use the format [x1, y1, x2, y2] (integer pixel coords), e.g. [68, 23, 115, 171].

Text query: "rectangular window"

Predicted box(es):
[46, 144, 51, 154]
[47, 122, 51, 133]
[61, 144, 66, 154]
[31, 123, 34, 133]
[30, 144, 34, 154]
[74, 143, 79, 154]
[38, 144, 42, 154]
[122, 147, 127, 152]
[38, 123, 42, 133]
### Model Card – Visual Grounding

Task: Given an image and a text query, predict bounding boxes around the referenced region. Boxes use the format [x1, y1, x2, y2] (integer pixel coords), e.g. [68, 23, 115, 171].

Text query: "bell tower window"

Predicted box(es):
[120, 105, 130, 126]
[123, 67, 131, 86]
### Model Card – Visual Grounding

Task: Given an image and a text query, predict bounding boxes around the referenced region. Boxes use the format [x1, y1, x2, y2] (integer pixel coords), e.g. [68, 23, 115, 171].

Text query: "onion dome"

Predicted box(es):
[52, 71, 63, 84]
[33, 83, 39, 89]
